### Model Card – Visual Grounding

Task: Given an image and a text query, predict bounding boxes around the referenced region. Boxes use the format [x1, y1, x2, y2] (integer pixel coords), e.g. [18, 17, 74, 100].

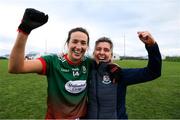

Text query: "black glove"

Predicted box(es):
[18, 8, 48, 34]
[107, 63, 122, 84]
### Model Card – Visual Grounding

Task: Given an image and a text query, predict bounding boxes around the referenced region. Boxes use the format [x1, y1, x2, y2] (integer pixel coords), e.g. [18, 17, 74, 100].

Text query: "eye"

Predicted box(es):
[72, 39, 78, 44]
[81, 41, 87, 45]
[96, 47, 101, 51]
[104, 48, 110, 52]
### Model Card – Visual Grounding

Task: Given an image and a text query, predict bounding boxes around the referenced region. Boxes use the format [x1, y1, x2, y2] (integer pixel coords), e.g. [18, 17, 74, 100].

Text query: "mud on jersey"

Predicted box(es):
[39, 54, 91, 119]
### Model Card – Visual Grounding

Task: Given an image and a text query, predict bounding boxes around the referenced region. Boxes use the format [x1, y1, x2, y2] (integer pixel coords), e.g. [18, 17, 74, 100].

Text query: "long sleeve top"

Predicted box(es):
[87, 43, 162, 119]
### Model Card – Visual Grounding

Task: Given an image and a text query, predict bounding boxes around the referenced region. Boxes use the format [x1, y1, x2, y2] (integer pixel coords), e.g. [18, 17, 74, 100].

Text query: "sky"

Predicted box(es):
[0, 0, 180, 57]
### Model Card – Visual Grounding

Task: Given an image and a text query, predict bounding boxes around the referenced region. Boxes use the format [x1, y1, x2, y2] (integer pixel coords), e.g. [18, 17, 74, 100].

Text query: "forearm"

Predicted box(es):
[8, 8, 48, 74]
[123, 43, 162, 85]
[8, 32, 28, 73]
[146, 43, 162, 77]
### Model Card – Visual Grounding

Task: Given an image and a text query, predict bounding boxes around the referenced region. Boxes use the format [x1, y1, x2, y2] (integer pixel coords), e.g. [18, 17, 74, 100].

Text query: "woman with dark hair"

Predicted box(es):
[8, 8, 91, 119]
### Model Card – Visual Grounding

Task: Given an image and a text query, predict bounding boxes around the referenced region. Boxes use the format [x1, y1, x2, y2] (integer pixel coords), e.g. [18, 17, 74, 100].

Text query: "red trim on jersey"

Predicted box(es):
[37, 58, 47, 75]
[64, 54, 82, 65]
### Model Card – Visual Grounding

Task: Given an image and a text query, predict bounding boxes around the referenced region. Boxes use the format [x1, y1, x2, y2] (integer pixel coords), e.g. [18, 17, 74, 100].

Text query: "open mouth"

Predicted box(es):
[98, 58, 105, 61]
[73, 50, 80, 54]
[97, 55, 106, 61]
[72, 49, 83, 56]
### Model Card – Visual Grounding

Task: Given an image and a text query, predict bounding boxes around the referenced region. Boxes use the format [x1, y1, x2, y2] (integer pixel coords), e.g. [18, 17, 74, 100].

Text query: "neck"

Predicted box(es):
[65, 54, 81, 65]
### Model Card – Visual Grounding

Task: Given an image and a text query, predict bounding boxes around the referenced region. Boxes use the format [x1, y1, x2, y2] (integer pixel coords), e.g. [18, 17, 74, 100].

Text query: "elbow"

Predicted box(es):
[8, 55, 25, 74]
[153, 70, 161, 79]
[147, 68, 161, 79]
[156, 72, 161, 78]
[8, 66, 19, 74]
[8, 63, 21, 74]
[8, 69, 18, 74]
[156, 64, 162, 78]
[150, 63, 162, 79]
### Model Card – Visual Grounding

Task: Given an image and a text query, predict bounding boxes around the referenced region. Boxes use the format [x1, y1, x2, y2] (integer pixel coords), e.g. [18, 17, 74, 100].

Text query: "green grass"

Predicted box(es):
[0, 60, 47, 119]
[115, 60, 180, 119]
[0, 60, 180, 119]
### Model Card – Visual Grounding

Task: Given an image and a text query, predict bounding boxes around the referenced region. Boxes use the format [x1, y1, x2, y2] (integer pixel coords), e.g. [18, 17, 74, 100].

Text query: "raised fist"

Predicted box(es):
[18, 8, 48, 34]
[137, 31, 156, 46]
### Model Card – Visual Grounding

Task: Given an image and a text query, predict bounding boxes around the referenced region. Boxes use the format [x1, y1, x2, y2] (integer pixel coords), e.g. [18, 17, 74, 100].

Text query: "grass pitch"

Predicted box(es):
[0, 60, 180, 119]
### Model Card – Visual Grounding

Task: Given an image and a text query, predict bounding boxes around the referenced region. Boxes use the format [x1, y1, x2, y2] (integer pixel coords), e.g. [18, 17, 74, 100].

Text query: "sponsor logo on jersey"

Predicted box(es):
[65, 80, 86, 94]
[102, 75, 111, 84]
[61, 68, 70, 72]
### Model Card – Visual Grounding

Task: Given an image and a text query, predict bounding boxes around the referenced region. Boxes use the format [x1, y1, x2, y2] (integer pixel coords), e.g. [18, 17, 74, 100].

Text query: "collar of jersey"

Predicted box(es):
[64, 54, 82, 65]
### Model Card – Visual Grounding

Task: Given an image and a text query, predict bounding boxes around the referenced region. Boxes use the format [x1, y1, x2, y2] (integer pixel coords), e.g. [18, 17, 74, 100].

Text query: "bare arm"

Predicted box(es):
[8, 32, 43, 74]
[8, 8, 48, 74]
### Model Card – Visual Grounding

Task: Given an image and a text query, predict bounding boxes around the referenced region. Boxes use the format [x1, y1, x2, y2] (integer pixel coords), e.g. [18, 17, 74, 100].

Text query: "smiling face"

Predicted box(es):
[93, 42, 113, 64]
[67, 31, 89, 63]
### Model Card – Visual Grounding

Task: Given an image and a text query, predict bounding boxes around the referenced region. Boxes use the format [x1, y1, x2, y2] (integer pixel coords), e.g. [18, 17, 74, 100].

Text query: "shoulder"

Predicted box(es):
[42, 53, 58, 58]
[82, 55, 93, 63]
[40, 53, 60, 63]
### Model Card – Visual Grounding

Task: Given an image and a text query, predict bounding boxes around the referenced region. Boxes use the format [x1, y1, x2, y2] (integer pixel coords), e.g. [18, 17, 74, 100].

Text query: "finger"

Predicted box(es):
[139, 32, 156, 45]
[138, 32, 149, 41]
[139, 34, 148, 40]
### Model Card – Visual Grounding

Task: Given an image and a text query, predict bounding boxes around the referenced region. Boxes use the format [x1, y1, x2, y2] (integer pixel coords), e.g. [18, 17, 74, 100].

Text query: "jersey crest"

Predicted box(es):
[102, 75, 111, 84]
[82, 65, 87, 74]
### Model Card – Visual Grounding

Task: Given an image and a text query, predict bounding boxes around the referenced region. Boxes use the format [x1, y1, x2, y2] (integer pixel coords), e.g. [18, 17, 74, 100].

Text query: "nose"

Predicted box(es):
[99, 49, 105, 54]
[75, 42, 82, 50]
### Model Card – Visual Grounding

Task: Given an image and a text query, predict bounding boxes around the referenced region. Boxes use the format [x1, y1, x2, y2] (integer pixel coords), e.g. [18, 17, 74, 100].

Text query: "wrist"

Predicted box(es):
[17, 31, 29, 40]
[18, 23, 32, 35]
[147, 40, 156, 47]
[17, 29, 29, 36]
